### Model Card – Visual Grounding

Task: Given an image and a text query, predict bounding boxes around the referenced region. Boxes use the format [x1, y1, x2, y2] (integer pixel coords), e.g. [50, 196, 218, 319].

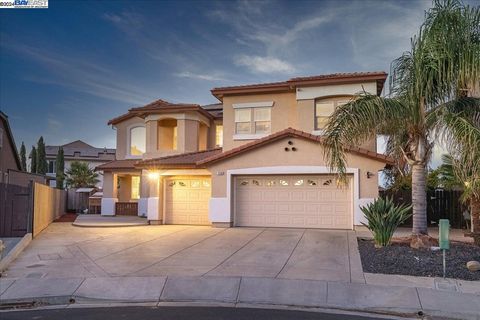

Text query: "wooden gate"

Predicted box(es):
[0, 182, 33, 237]
[380, 189, 466, 228]
[115, 202, 138, 216]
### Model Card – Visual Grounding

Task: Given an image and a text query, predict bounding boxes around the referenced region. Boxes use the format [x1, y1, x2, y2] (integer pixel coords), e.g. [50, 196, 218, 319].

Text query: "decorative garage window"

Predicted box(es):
[266, 180, 276, 187]
[191, 180, 200, 188]
[202, 180, 211, 187]
[294, 179, 304, 186]
[238, 179, 249, 186]
[279, 179, 289, 186]
[178, 181, 187, 187]
[168, 181, 176, 187]
[252, 179, 261, 186]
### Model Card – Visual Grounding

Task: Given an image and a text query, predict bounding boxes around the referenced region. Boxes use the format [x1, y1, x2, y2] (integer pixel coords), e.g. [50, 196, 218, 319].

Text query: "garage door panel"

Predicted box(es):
[235, 175, 352, 229]
[165, 177, 211, 225]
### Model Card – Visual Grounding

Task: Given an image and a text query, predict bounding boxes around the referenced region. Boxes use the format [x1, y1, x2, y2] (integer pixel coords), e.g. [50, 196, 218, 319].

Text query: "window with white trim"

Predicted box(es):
[234, 107, 271, 134]
[314, 99, 351, 130]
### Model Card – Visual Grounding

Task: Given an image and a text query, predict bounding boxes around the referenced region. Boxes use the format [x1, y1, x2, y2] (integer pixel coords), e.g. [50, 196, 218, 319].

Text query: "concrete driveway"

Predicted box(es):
[2, 223, 364, 283]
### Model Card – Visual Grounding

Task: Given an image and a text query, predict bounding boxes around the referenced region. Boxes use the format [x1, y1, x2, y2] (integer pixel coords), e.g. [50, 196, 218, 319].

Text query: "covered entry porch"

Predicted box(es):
[96, 159, 143, 216]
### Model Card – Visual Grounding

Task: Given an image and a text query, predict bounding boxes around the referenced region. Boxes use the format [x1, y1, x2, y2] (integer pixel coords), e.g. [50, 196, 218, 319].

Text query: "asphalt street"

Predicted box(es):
[0, 306, 405, 320]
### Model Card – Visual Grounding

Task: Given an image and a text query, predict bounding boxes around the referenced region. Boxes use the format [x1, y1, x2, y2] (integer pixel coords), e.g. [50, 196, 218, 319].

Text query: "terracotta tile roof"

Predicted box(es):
[108, 99, 215, 125]
[95, 159, 140, 171]
[197, 128, 394, 165]
[211, 71, 388, 100]
[136, 148, 222, 169]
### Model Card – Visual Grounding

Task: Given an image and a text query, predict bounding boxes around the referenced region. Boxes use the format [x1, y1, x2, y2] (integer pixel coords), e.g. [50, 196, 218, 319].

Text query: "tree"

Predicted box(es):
[65, 161, 99, 188]
[36, 136, 47, 175]
[19, 142, 26, 171]
[55, 147, 65, 189]
[29, 146, 37, 174]
[323, 0, 480, 246]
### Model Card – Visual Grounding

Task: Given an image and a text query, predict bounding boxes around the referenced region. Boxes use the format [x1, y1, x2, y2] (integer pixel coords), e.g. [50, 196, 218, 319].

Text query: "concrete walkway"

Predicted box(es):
[72, 215, 149, 227]
[1, 275, 479, 319]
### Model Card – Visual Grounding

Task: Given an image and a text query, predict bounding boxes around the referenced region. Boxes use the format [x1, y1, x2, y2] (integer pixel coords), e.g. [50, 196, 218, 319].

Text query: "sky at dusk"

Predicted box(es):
[1, 0, 473, 166]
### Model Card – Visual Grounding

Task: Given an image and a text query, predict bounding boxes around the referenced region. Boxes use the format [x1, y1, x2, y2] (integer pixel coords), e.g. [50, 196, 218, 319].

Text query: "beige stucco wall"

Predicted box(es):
[222, 92, 376, 152]
[115, 116, 145, 160]
[222, 92, 297, 151]
[103, 172, 117, 198]
[207, 137, 386, 199]
[118, 175, 132, 202]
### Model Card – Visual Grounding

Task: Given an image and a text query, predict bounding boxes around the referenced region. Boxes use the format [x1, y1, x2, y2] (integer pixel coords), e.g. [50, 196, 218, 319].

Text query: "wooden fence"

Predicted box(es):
[380, 189, 466, 229]
[0, 182, 33, 237]
[33, 183, 67, 237]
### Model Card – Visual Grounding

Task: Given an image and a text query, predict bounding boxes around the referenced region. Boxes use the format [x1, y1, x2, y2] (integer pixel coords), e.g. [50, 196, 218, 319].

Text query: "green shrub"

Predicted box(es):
[361, 197, 412, 247]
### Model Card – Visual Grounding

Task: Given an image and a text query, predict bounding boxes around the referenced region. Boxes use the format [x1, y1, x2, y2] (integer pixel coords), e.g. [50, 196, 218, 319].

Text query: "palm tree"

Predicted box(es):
[323, 0, 480, 246]
[65, 161, 99, 188]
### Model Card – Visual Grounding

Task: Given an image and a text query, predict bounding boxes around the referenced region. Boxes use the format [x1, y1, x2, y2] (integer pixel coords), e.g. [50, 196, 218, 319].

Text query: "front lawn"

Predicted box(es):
[358, 238, 480, 281]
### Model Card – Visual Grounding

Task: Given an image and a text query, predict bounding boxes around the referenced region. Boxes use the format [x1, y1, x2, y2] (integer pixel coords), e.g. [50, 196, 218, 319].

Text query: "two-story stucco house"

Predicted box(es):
[97, 71, 394, 230]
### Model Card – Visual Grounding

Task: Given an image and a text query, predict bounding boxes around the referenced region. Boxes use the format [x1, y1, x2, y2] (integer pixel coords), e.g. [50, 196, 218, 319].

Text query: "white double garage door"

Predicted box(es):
[165, 174, 353, 229]
[234, 174, 353, 229]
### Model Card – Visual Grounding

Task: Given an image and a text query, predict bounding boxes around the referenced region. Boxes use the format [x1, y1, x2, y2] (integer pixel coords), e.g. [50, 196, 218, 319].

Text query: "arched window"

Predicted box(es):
[130, 126, 146, 156]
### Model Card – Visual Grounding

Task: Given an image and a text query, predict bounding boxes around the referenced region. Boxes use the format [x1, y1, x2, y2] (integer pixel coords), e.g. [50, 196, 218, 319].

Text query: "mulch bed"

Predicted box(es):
[358, 238, 480, 281]
[53, 213, 78, 223]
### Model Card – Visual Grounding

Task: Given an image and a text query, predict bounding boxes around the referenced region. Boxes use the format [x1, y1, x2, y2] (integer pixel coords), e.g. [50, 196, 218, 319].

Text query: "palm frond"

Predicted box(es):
[323, 93, 409, 181]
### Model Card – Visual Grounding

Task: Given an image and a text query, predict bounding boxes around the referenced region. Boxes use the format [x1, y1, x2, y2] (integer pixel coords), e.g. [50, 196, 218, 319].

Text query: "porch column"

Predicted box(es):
[177, 119, 199, 152]
[138, 171, 149, 217]
[101, 171, 118, 216]
[145, 120, 158, 158]
[147, 174, 163, 224]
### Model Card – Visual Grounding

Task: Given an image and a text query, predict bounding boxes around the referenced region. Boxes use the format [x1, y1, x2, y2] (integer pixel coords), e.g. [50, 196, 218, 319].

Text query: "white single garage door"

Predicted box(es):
[165, 177, 211, 225]
[235, 175, 352, 229]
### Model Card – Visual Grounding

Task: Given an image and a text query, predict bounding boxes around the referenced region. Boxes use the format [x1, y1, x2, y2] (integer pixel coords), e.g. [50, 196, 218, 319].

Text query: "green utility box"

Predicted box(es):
[439, 219, 450, 250]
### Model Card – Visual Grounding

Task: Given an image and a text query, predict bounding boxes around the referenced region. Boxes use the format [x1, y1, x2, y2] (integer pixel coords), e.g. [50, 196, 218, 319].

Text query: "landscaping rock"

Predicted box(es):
[358, 238, 480, 281]
[410, 234, 438, 249]
[466, 261, 480, 272]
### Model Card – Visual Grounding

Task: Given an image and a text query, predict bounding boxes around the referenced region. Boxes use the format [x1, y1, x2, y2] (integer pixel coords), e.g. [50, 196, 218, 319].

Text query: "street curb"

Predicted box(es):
[1, 276, 479, 320]
[0, 234, 32, 272]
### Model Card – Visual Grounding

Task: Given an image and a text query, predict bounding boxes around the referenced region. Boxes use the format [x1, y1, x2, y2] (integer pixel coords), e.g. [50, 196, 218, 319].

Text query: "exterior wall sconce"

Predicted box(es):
[366, 171, 374, 179]
[148, 172, 160, 180]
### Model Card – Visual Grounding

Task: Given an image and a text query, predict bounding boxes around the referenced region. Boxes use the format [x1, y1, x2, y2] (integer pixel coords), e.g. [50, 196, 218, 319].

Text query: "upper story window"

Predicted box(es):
[48, 160, 56, 174]
[130, 126, 146, 156]
[215, 125, 223, 147]
[234, 107, 271, 135]
[314, 99, 349, 130]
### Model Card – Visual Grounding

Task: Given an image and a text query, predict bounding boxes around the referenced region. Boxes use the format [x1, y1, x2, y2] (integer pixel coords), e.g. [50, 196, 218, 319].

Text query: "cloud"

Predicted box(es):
[103, 10, 144, 34]
[234, 55, 295, 74]
[174, 71, 227, 81]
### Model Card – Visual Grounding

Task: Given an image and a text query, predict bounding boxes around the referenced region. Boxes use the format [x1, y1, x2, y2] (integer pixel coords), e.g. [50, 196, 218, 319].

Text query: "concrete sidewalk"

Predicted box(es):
[1, 275, 479, 320]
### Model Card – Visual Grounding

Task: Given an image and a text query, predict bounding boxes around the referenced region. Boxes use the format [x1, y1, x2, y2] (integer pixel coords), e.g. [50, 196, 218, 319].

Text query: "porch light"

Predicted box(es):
[148, 172, 160, 180]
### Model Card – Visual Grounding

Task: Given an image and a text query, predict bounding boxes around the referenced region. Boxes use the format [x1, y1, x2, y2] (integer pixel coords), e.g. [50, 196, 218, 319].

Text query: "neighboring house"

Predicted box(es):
[97, 72, 394, 230]
[45, 140, 116, 188]
[0, 111, 49, 187]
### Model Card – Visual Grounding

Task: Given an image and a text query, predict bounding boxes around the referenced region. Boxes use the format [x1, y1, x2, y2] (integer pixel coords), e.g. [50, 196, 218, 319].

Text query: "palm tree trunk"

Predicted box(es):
[411, 163, 428, 235]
